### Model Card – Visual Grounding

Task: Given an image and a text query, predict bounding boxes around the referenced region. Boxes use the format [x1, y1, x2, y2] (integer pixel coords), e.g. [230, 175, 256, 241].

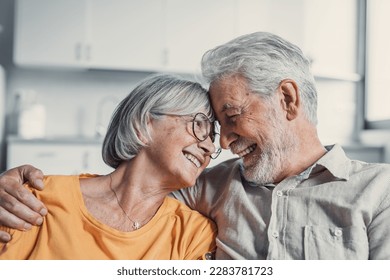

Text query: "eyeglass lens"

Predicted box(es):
[192, 113, 221, 159]
[192, 113, 211, 142]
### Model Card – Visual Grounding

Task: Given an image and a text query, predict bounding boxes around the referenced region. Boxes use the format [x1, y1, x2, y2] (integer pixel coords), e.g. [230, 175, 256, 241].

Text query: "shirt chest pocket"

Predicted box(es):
[303, 225, 368, 259]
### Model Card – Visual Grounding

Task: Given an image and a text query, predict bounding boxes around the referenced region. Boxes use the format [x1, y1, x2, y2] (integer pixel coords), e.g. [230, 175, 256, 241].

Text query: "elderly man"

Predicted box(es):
[1, 32, 390, 259]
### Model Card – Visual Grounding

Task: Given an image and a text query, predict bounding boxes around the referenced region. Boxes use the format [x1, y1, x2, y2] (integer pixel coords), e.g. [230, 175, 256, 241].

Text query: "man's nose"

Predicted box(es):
[219, 125, 238, 150]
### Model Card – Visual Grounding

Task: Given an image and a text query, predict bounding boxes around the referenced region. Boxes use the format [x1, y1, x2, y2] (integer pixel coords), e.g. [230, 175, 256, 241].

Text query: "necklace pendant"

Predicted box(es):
[133, 221, 141, 230]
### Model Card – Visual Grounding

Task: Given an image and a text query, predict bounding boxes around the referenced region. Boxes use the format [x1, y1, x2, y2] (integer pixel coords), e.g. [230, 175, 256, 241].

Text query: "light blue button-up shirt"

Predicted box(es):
[173, 144, 390, 259]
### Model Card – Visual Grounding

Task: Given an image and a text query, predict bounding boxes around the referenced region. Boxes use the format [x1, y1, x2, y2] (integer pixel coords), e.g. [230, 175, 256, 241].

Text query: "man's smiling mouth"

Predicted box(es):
[236, 144, 257, 157]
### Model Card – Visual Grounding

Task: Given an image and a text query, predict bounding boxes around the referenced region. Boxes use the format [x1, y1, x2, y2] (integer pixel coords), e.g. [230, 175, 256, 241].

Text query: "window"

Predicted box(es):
[302, 0, 362, 144]
[365, 0, 390, 128]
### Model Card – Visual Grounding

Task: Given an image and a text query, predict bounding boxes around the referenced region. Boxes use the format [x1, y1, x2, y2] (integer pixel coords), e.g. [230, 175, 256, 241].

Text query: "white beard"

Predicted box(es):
[240, 141, 288, 185]
[240, 110, 299, 185]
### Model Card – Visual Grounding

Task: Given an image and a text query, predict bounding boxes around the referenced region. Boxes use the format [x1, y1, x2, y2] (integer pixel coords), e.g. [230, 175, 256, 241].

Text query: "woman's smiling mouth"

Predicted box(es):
[183, 152, 202, 168]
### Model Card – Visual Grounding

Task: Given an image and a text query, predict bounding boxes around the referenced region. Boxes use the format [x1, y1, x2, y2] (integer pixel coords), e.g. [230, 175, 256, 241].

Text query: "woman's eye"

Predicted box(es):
[195, 121, 203, 127]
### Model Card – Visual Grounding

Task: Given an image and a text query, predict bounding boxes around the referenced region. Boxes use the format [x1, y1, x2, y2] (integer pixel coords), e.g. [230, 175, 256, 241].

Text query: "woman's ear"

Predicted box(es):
[136, 116, 153, 145]
[278, 79, 300, 121]
[137, 130, 149, 145]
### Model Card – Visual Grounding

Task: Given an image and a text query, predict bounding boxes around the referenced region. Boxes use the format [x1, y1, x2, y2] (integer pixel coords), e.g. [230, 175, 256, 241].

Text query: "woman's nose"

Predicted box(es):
[198, 136, 216, 156]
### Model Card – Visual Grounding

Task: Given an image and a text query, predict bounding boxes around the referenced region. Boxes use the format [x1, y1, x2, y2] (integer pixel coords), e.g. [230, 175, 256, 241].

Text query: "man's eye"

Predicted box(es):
[227, 114, 239, 122]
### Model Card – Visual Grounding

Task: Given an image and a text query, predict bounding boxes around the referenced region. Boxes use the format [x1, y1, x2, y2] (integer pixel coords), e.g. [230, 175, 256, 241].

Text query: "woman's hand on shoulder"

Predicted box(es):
[0, 165, 47, 242]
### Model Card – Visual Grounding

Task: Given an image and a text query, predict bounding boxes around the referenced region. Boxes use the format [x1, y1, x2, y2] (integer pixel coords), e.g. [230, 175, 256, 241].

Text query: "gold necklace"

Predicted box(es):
[108, 174, 147, 230]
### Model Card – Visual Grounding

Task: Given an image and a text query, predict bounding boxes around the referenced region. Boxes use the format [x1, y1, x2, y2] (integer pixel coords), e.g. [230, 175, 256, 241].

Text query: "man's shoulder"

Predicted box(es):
[350, 160, 390, 176]
[202, 158, 241, 178]
[163, 197, 215, 224]
[190, 158, 243, 198]
[347, 161, 390, 195]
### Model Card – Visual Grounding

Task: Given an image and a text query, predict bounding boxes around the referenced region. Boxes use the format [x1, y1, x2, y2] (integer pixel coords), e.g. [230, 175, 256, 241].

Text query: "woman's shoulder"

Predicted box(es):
[160, 197, 216, 260]
[164, 196, 203, 213]
[29, 174, 86, 202]
[37, 174, 98, 191]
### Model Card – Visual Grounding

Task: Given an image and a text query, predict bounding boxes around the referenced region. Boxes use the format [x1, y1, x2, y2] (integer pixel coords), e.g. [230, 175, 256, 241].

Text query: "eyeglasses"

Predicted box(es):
[189, 113, 221, 159]
[160, 112, 222, 159]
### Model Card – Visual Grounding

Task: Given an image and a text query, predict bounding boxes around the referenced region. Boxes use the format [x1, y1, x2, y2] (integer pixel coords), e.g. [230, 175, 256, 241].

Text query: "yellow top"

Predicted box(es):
[0, 175, 216, 260]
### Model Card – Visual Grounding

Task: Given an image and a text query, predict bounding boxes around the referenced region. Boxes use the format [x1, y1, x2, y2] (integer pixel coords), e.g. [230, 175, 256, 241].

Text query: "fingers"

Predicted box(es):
[0, 165, 47, 243]
[0, 188, 45, 226]
[0, 165, 47, 228]
[0, 182, 47, 225]
[18, 164, 45, 191]
[0, 230, 11, 243]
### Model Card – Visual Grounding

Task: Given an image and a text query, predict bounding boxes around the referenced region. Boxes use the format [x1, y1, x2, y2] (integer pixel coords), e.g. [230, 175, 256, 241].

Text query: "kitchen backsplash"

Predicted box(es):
[6, 66, 154, 138]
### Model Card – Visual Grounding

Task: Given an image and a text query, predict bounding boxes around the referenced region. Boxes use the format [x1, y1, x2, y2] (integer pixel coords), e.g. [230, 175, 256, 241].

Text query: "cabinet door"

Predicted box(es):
[8, 143, 84, 174]
[86, 0, 164, 71]
[7, 142, 113, 175]
[81, 145, 114, 174]
[14, 0, 87, 67]
[164, 0, 237, 73]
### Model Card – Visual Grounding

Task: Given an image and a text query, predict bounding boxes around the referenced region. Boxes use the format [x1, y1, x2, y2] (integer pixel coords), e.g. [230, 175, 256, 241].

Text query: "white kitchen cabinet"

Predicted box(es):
[86, 0, 165, 71]
[14, 0, 303, 73]
[13, 0, 243, 72]
[14, 0, 87, 67]
[164, 0, 237, 73]
[14, 0, 166, 70]
[7, 138, 113, 175]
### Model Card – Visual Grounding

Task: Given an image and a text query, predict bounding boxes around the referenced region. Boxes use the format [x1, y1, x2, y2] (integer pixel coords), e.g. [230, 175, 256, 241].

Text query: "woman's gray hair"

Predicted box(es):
[102, 73, 212, 168]
[201, 31, 318, 125]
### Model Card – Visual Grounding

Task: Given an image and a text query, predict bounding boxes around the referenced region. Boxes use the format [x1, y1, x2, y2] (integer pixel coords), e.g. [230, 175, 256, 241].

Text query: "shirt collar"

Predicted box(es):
[313, 143, 351, 181]
[242, 143, 351, 188]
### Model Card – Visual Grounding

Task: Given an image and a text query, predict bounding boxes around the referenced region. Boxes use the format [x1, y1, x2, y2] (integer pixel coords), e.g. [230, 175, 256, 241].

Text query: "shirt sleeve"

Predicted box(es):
[0, 225, 40, 259]
[170, 184, 200, 211]
[368, 190, 390, 259]
[183, 216, 217, 260]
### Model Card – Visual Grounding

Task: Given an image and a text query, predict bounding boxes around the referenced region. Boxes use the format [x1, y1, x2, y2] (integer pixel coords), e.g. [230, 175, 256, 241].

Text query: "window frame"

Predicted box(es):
[363, 0, 390, 130]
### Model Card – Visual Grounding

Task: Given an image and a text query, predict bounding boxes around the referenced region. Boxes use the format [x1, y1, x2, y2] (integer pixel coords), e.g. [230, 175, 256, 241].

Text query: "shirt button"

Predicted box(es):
[272, 231, 279, 238]
[276, 190, 283, 197]
[334, 229, 343, 237]
[205, 252, 214, 260]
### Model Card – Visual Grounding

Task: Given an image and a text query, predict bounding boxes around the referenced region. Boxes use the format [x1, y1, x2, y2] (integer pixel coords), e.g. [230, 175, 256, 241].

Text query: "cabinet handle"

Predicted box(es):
[82, 151, 89, 169]
[75, 43, 82, 61]
[162, 48, 169, 66]
[36, 152, 56, 158]
[85, 44, 91, 61]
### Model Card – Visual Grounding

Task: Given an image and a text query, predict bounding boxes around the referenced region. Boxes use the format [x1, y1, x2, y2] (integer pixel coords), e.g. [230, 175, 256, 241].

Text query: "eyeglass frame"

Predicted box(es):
[190, 112, 221, 159]
[157, 112, 222, 159]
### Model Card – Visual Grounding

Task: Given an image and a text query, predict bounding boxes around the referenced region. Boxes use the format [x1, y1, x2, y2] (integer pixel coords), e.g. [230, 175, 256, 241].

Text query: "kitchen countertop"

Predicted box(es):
[7, 135, 388, 164]
[7, 135, 104, 145]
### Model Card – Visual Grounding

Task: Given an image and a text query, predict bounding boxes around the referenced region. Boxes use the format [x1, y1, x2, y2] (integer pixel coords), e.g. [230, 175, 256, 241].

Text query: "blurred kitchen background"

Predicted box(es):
[0, 0, 389, 174]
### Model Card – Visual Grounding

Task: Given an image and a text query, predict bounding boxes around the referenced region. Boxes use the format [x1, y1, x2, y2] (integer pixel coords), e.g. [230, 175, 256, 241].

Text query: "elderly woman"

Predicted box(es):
[0, 74, 218, 260]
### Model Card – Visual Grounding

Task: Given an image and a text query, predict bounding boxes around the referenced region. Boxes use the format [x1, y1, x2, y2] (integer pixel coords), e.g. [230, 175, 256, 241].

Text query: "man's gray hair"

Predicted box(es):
[201, 31, 318, 125]
[102, 73, 212, 168]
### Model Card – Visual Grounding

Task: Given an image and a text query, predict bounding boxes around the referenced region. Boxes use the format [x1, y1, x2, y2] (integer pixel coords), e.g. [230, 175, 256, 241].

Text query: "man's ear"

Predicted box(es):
[278, 79, 300, 121]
